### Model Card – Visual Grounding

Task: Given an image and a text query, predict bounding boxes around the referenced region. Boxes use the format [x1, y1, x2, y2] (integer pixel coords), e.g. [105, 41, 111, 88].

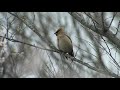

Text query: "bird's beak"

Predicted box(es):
[54, 32, 56, 35]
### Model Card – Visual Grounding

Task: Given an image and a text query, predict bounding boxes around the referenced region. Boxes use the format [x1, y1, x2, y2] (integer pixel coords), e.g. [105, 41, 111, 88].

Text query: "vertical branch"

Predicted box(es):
[101, 12, 106, 32]
[114, 20, 120, 36]
[46, 51, 56, 77]
[100, 36, 120, 69]
[108, 12, 117, 30]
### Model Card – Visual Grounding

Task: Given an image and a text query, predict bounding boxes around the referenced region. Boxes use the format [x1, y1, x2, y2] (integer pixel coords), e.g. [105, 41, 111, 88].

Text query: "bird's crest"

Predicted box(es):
[54, 27, 64, 36]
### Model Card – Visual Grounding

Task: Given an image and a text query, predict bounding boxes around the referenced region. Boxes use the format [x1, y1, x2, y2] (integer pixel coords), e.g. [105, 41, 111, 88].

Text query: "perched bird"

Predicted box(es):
[54, 27, 74, 57]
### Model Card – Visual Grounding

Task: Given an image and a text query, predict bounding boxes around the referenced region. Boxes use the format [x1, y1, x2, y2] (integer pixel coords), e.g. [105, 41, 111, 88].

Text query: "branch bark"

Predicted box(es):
[68, 12, 120, 50]
[1, 35, 119, 78]
[65, 54, 120, 78]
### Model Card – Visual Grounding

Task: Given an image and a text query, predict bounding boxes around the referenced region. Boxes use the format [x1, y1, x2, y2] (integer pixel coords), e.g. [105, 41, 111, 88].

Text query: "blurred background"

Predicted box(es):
[0, 12, 120, 78]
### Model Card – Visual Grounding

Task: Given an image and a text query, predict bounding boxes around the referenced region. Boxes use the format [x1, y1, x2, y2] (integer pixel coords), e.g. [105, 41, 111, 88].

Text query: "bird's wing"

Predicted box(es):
[65, 34, 73, 44]
[65, 34, 74, 56]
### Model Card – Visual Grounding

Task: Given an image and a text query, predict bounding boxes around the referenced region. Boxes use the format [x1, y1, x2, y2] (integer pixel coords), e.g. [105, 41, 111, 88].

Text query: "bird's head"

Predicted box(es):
[54, 27, 65, 36]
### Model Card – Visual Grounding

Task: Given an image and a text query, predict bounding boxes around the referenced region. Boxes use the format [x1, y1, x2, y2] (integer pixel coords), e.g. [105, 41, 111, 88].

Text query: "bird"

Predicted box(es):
[54, 27, 74, 58]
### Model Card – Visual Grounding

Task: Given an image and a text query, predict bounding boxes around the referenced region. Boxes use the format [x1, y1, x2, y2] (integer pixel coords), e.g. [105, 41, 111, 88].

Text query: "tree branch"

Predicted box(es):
[68, 12, 120, 50]
[108, 12, 117, 30]
[1, 35, 119, 77]
[65, 54, 120, 78]
[8, 12, 46, 42]
[0, 35, 58, 53]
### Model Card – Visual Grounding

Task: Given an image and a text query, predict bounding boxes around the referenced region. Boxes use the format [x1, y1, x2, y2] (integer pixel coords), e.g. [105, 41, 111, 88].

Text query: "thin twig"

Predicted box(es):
[46, 51, 56, 77]
[101, 36, 120, 69]
[1, 35, 119, 77]
[101, 12, 106, 32]
[8, 12, 45, 41]
[65, 54, 120, 78]
[114, 27, 119, 36]
[0, 35, 58, 53]
[84, 12, 100, 25]
[108, 12, 117, 30]
[114, 20, 120, 36]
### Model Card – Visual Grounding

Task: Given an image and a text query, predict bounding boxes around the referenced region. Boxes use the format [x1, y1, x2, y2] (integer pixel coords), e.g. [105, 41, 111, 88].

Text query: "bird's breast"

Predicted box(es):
[58, 35, 73, 53]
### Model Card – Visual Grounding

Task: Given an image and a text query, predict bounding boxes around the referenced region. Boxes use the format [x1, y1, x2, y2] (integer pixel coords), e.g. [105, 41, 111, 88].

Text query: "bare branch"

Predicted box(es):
[8, 12, 46, 41]
[108, 12, 117, 30]
[46, 51, 56, 76]
[68, 12, 120, 50]
[114, 20, 120, 36]
[0, 35, 58, 53]
[101, 12, 106, 32]
[1, 35, 119, 77]
[100, 36, 120, 69]
[65, 54, 120, 78]
[84, 12, 100, 25]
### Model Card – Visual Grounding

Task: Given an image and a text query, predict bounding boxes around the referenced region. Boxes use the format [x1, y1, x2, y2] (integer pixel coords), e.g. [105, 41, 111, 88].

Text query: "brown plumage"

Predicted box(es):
[54, 27, 74, 57]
